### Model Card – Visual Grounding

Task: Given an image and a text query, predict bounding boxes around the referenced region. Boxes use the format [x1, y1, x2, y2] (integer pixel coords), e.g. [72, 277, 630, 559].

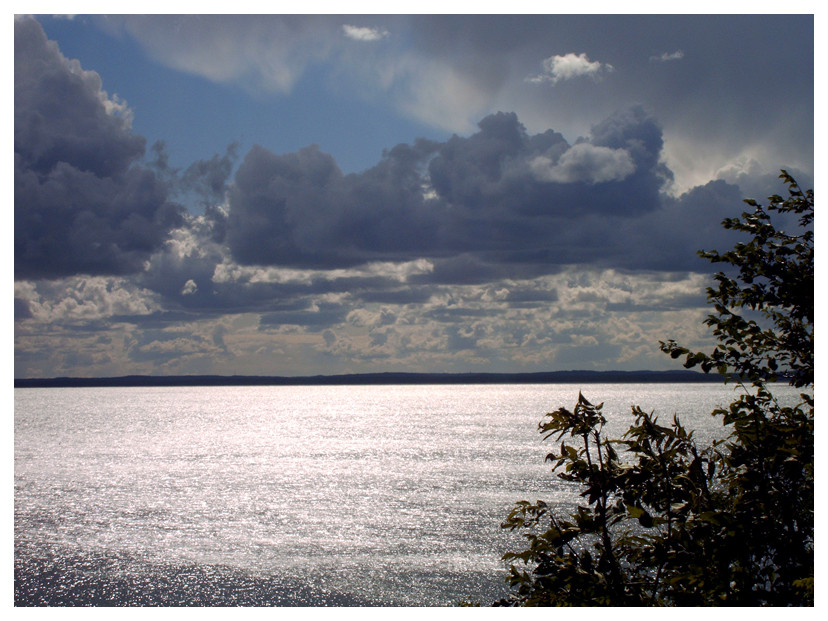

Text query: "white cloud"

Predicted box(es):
[528, 52, 614, 85]
[530, 143, 635, 184]
[342, 24, 389, 42]
[103, 15, 336, 94]
[15, 266, 716, 377]
[14, 277, 161, 324]
[659, 132, 787, 197]
[650, 50, 685, 62]
[342, 52, 490, 134]
[211, 259, 433, 287]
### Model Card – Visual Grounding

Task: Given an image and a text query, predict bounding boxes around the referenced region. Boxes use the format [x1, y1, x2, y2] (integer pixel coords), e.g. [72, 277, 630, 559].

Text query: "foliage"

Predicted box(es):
[662, 170, 813, 387]
[496, 171, 813, 606]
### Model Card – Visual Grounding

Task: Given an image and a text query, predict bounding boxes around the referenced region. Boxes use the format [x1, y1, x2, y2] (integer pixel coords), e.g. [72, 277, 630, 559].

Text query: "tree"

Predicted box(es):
[495, 171, 813, 606]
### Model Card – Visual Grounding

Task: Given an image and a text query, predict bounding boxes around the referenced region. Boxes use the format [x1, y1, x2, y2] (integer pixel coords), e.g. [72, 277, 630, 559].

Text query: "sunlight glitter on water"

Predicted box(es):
[15, 383, 803, 605]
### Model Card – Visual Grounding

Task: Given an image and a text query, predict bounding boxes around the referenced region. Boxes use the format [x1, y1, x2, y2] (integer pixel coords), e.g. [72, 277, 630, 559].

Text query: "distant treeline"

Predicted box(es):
[14, 370, 734, 388]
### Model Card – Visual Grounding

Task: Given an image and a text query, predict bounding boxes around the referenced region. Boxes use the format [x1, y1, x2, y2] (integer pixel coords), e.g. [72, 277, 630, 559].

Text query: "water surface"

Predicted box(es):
[15, 383, 796, 606]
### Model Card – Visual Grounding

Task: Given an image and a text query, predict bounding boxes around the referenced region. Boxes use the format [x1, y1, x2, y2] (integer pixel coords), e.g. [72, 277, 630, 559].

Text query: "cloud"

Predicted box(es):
[14, 15, 813, 379]
[528, 52, 614, 85]
[650, 50, 685, 62]
[13, 36, 746, 325]
[77, 15, 811, 194]
[14, 261, 720, 377]
[390, 57, 494, 134]
[179, 143, 239, 210]
[98, 15, 337, 94]
[13, 276, 162, 325]
[221, 106, 732, 278]
[342, 24, 389, 42]
[14, 18, 183, 280]
[225, 140, 444, 269]
[181, 279, 198, 295]
[14, 18, 142, 173]
[530, 143, 635, 184]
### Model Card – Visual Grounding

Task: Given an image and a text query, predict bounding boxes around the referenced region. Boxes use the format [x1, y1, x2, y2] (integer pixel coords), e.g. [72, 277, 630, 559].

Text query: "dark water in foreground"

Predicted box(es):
[16, 383, 799, 606]
[15, 546, 376, 606]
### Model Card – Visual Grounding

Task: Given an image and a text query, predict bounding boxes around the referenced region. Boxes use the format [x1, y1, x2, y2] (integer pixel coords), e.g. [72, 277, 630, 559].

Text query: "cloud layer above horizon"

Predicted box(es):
[14, 15, 814, 378]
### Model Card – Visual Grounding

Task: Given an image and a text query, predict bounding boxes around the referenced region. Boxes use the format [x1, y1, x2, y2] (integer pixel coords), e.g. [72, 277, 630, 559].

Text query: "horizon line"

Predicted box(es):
[14, 369, 731, 388]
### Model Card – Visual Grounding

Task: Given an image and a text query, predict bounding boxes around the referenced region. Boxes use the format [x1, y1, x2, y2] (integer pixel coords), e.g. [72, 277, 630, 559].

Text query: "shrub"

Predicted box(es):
[496, 171, 813, 606]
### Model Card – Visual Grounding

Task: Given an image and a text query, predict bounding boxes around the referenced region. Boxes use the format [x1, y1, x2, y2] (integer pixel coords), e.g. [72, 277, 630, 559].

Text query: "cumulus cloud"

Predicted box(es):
[530, 143, 635, 184]
[650, 50, 685, 62]
[14, 276, 162, 325]
[12, 20, 774, 378]
[226, 140, 444, 269]
[181, 279, 198, 295]
[13, 39, 743, 351]
[14, 17, 182, 280]
[82, 14, 811, 190]
[342, 24, 389, 42]
[14, 15, 812, 379]
[220, 106, 730, 278]
[15, 260, 720, 377]
[528, 52, 614, 85]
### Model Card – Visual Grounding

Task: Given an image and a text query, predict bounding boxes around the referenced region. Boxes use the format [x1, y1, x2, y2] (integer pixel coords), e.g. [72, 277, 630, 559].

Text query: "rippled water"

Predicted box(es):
[14, 383, 799, 606]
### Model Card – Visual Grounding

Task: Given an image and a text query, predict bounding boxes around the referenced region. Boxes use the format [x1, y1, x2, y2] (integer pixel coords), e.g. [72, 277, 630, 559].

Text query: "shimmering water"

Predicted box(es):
[14, 383, 800, 606]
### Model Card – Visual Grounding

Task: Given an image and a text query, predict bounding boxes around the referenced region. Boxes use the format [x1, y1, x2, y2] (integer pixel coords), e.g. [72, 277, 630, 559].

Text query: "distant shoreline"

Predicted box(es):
[14, 370, 732, 388]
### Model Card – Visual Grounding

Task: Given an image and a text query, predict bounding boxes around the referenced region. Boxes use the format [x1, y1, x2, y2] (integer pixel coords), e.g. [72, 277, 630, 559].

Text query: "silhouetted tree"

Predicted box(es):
[496, 171, 813, 606]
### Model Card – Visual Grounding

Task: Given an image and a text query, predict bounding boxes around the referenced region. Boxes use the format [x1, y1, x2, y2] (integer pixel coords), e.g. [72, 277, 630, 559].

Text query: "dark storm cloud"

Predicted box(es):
[427, 107, 667, 228]
[14, 18, 183, 280]
[225, 105, 725, 279]
[226, 144, 346, 267]
[226, 139, 442, 269]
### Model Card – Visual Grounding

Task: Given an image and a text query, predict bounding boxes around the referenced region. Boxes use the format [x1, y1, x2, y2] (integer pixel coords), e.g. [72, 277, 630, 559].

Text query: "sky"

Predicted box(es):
[13, 11, 815, 378]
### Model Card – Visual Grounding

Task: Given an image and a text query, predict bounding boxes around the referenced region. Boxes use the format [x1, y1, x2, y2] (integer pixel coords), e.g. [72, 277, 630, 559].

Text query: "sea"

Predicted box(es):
[13, 382, 806, 607]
